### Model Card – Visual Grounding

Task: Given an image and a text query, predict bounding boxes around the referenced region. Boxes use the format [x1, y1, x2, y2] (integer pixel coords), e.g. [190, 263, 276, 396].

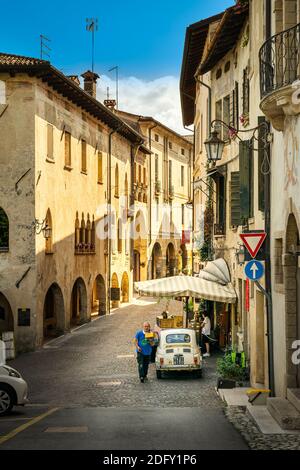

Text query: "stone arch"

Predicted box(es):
[283, 213, 300, 389]
[92, 275, 106, 316]
[0, 207, 9, 252]
[111, 273, 120, 309]
[152, 242, 163, 279]
[70, 277, 87, 327]
[43, 283, 65, 339]
[0, 292, 14, 334]
[166, 242, 176, 277]
[121, 272, 129, 303]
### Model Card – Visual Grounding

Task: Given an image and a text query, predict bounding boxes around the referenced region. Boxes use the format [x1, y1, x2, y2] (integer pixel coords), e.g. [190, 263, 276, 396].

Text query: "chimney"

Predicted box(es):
[67, 75, 80, 86]
[81, 70, 100, 99]
[104, 99, 117, 111]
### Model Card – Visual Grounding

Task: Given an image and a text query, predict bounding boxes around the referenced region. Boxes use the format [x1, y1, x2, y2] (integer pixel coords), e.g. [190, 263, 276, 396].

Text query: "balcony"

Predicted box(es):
[214, 223, 225, 236]
[75, 242, 96, 255]
[259, 22, 300, 130]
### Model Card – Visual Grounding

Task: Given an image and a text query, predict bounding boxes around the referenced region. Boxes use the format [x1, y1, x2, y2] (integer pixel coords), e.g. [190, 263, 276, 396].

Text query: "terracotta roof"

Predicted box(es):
[199, 3, 249, 75]
[0, 52, 47, 66]
[0, 52, 150, 153]
[180, 12, 223, 127]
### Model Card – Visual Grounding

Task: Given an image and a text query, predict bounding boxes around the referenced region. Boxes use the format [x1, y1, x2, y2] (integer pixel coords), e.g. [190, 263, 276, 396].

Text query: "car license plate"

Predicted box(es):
[173, 355, 184, 366]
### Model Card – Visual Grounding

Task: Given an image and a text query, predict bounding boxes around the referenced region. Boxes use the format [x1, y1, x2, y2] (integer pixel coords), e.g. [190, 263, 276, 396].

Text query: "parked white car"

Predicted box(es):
[155, 328, 202, 379]
[0, 364, 28, 416]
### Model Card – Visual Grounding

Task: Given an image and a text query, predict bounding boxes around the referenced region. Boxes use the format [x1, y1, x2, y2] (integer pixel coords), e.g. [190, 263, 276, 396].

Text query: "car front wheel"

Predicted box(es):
[0, 385, 14, 416]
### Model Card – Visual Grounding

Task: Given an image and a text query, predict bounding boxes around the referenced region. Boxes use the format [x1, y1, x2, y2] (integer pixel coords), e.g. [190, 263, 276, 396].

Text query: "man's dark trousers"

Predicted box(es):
[137, 352, 150, 378]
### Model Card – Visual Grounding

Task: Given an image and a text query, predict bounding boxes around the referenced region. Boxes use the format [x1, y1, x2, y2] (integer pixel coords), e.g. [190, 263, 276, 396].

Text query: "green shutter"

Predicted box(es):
[239, 140, 251, 224]
[230, 172, 240, 226]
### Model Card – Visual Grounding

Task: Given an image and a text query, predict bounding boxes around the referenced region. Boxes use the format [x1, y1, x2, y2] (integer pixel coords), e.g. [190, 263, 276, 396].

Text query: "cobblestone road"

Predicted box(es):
[9, 298, 223, 409]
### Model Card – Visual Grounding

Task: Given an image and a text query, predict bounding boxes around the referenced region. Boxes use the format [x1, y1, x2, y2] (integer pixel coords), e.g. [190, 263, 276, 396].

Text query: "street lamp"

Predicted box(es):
[204, 129, 225, 162]
[35, 219, 52, 239]
[235, 244, 245, 265]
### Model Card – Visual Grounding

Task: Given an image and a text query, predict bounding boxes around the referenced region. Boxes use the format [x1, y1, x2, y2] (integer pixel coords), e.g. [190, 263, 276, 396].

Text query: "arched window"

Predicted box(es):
[138, 165, 142, 184]
[0, 208, 9, 252]
[86, 213, 91, 250]
[91, 215, 95, 252]
[75, 212, 80, 252]
[80, 213, 86, 249]
[115, 164, 119, 197]
[143, 167, 147, 186]
[118, 218, 122, 253]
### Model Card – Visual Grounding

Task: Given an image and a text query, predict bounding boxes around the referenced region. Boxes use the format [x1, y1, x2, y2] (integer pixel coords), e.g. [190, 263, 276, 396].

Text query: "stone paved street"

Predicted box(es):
[8, 298, 223, 408]
[0, 298, 249, 450]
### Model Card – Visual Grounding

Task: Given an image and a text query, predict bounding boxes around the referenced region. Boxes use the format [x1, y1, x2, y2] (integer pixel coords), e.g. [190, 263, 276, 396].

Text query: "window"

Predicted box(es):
[143, 167, 146, 186]
[239, 140, 253, 224]
[181, 148, 185, 156]
[275, 239, 283, 285]
[182, 204, 185, 225]
[81, 140, 87, 173]
[0, 208, 9, 252]
[216, 68, 222, 80]
[181, 166, 184, 187]
[166, 333, 191, 344]
[47, 124, 54, 160]
[223, 95, 230, 141]
[98, 151, 103, 183]
[138, 165, 142, 184]
[64, 131, 71, 167]
[168, 141, 173, 150]
[154, 134, 159, 142]
[118, 218, 122, 253]
[155, 154, 159, 180]
[258, 116, 267, 212]
[242, 67, 250, 117]
[215, 100, 222, 137]
[115, 164, 119, 197]
[224, 61, 231, 73]
[134, 163, 137, 183]
[45, 209, 53, 254]
[216, 176, 226, 231]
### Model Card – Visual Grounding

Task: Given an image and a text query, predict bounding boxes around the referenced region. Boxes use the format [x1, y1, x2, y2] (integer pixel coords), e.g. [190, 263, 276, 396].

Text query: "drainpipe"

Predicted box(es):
[184, 125, 195, 275]
[265, 0, 275, 397]
[107, 125, 124, 316]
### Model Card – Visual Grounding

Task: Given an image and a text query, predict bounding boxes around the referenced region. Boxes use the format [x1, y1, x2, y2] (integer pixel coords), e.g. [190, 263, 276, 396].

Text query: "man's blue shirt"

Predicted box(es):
[135, 330, 152, 356]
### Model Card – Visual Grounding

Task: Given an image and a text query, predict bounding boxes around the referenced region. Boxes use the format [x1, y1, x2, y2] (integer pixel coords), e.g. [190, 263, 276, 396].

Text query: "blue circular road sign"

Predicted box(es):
[244, 260, 264, 281]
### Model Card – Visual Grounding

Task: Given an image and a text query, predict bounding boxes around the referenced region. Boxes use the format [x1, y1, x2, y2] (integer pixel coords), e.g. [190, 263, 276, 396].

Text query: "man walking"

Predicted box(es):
[135, 321, 154, 383]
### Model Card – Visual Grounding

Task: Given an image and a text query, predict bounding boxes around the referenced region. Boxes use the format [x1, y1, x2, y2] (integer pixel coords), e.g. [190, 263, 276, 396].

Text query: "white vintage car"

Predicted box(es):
[155, 328, 202, 379]
[0, 364, 29, 416]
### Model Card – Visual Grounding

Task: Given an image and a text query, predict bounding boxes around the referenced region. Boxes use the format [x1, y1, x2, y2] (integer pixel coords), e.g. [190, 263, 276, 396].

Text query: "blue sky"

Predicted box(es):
[1, 0, 233, 132]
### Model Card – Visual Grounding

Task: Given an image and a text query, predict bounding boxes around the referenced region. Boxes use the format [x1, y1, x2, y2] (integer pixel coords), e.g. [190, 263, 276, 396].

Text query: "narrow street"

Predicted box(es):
[0, 299, 248, 450]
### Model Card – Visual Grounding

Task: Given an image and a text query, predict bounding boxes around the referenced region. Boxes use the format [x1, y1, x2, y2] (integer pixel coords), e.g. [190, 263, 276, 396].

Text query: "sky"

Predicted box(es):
[1, 0, 232, 133]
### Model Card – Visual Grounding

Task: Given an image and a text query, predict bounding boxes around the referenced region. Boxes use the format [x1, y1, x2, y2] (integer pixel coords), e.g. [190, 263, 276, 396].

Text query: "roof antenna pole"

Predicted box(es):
[40, 34, 51, 60]
[108, 66, 119, 110]
[86, 18, 98, 72]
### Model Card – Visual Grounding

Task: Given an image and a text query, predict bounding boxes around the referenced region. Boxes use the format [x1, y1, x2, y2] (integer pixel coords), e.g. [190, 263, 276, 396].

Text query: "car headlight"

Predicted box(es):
[3, 365, 21, 378]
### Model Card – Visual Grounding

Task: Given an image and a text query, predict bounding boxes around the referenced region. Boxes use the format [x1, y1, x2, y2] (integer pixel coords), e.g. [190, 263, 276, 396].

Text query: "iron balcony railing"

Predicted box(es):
[260, 22, 300, 98]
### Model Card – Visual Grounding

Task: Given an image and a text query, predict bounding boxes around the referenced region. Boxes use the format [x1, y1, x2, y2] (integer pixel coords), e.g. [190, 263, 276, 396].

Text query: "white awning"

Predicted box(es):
[134, 274, 237, 304]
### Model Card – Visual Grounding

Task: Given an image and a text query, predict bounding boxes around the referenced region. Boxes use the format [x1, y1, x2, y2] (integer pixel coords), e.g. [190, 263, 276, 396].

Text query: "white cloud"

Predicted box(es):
[96, 75, 189, 135]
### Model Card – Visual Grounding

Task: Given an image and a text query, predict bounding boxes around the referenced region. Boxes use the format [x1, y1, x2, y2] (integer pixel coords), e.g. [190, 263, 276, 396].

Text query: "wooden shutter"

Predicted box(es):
[230, 172, 241, 226]
[235, 81, 239, 129]
[230, 89, 235, 127]
[47, 124, 53, 159]
[239, 140, 251, 224]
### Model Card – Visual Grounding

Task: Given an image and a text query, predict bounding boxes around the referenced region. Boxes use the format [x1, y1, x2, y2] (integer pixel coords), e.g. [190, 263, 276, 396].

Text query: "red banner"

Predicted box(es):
[181, 230, 191, 244]
[245, 278, 250, 312]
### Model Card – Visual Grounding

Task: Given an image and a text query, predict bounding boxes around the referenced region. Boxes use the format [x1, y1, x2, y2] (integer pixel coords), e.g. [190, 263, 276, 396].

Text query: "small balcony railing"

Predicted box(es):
[214, 223, 225, 236]
[75, 242, 95, 255]
[259, 22, 300, 99]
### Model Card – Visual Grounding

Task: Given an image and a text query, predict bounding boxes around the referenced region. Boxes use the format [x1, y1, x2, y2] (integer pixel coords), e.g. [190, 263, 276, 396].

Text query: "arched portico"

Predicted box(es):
[70, 278, 87, 327]
[43, 283, 65, 339]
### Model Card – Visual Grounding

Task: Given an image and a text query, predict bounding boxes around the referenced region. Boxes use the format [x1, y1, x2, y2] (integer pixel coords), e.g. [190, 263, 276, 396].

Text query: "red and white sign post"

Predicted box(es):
[240, 232, 267, 259]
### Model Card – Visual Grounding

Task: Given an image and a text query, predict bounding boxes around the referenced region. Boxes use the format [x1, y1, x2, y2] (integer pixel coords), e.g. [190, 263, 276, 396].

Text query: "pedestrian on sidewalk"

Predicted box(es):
[134, 321, 154, 383]
[201, 312, 211, 358]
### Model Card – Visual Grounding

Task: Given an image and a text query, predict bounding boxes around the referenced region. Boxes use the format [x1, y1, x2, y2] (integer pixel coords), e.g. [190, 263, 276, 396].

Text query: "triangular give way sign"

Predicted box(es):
[240, 232, 267, 258]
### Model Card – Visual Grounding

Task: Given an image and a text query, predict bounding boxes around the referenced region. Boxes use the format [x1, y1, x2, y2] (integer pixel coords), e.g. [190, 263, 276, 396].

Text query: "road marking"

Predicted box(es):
[117, 354, 134, 358]
[0, 407, 59, 445]
[44, 426, 88, 433]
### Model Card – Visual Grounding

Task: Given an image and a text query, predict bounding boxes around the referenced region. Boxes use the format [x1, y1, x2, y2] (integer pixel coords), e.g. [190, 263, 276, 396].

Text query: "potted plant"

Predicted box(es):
[216, 352, 249, 388]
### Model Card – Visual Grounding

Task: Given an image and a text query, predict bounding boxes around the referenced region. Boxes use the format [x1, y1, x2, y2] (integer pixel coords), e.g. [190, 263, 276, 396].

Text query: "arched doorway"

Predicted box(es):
[151, 243, 162, 279]
[0, 208, 9, 252]
[91, 275, 106, 316]
[121, 272, 129, 303]
[111, 273, 120, 308]
[166, 243, 176, 277]
[134, 211, 147, 281]
[284, 213, 300, 388]
[0, 293, 13, 334]
[133, 250, 140, 282]
[70, 278, 87, 327]
[43, 283, 65, 339]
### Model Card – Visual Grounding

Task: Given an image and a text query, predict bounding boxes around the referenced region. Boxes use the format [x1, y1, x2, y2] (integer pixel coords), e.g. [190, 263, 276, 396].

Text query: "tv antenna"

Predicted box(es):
[86, 18, 98, 72]
[108, 66, 119, 110]
[40, 34, 51, 60]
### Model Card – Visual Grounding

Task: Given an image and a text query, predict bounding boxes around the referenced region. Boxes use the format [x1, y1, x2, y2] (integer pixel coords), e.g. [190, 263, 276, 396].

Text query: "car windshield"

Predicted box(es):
[166, 333, 191, 344]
